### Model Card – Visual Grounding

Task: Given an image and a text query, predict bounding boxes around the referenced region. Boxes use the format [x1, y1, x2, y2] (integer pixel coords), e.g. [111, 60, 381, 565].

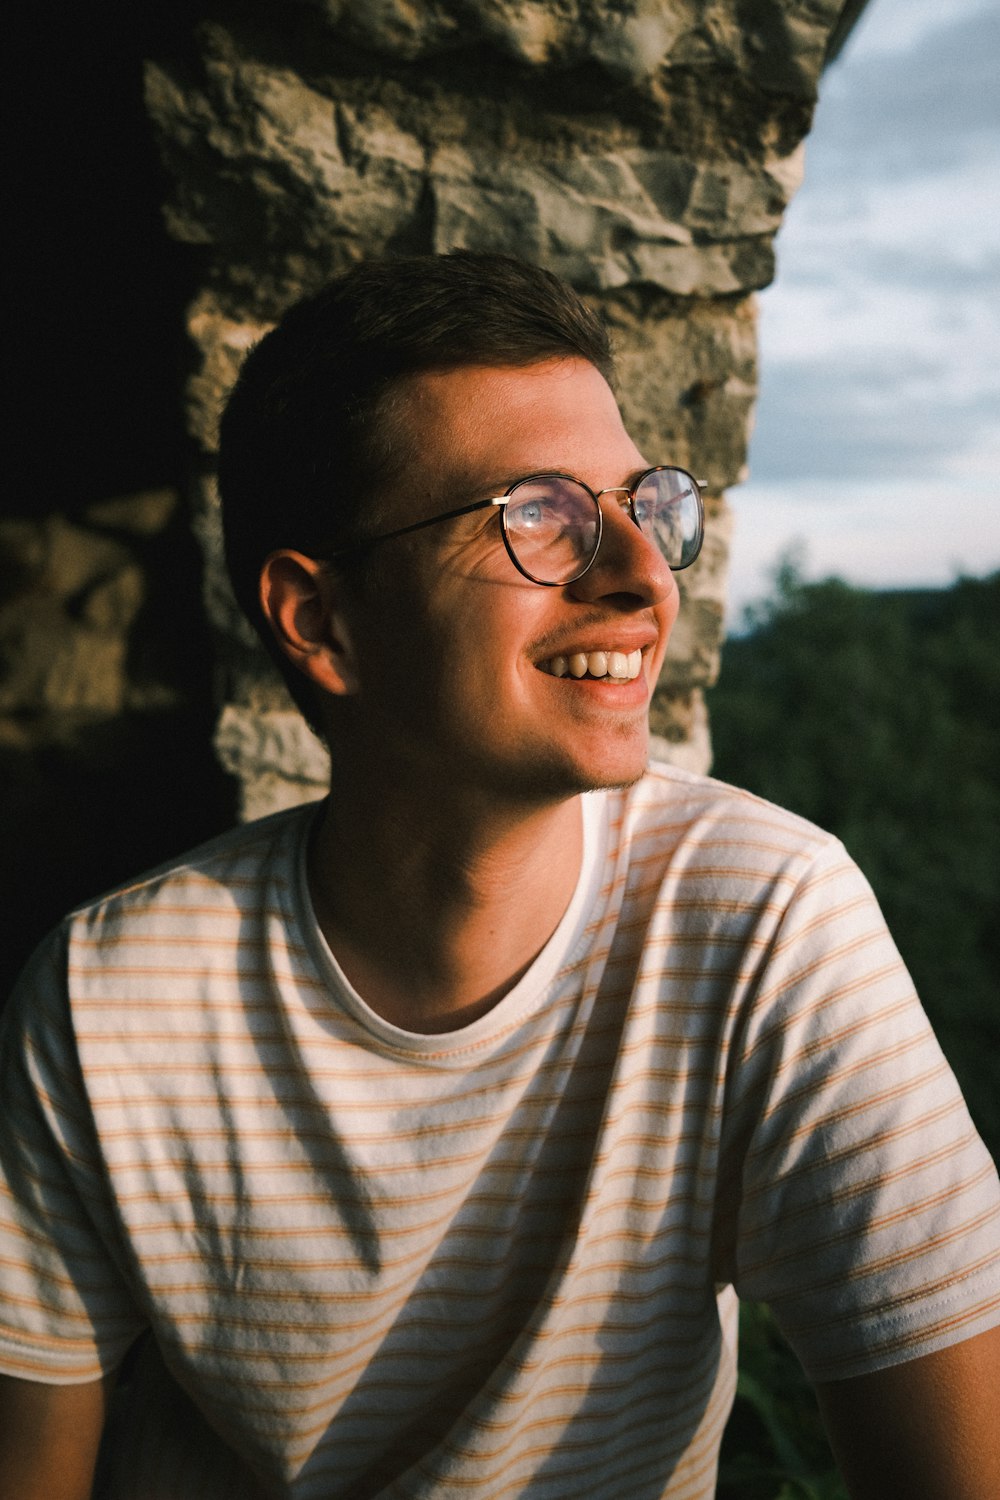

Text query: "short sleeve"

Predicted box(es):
[0, 930, 146, 1382]
[720, 840, 1000, 1382]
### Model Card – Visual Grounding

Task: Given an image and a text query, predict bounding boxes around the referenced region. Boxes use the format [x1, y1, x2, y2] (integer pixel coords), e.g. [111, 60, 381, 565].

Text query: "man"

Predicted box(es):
[1, 252, 998, 1500]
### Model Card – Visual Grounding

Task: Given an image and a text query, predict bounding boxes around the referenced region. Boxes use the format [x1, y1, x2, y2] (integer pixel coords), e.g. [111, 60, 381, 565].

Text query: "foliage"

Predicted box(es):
[707, 563, 1000, 1160]
[717, 1304, 847, 1500]
[708, 565, 1000, 1498]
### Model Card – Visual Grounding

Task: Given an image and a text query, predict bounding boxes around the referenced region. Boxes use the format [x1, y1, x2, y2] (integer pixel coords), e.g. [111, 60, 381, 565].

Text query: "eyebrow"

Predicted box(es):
[474, 468, 587, 494]
[479, 467, 649, 496]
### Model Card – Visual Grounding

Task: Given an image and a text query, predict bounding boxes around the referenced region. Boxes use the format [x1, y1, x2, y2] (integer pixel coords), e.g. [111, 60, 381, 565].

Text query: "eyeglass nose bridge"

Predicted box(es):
[591, 487, 637, 533]
[593, 485, 646, 537]
[575, 486, 653, 584]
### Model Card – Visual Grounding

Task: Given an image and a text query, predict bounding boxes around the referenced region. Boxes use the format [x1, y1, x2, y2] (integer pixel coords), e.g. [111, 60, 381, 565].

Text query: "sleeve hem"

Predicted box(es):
[0, 1326, 112, 1383]
[795, 1264, 1000, 1383]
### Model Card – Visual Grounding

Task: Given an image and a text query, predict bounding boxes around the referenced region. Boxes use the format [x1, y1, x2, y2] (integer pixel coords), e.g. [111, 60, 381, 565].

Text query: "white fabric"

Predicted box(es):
[1, 762, 998, 1500]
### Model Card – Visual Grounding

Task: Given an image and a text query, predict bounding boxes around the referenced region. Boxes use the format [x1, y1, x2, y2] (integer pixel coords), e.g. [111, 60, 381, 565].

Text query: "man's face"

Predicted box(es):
[338, 356, 681, 806]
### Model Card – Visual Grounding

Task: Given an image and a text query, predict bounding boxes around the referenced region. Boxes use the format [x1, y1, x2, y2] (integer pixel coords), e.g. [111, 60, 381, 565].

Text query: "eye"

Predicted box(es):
[510, 497, 549, 531]
[504, 478, 597, 554]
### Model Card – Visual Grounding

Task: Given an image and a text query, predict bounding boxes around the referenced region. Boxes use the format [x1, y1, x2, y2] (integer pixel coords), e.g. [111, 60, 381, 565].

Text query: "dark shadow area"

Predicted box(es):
[6, 0, 204, 516]
[717, 1303, 847, 1499]
[3, 0, 236, 1002]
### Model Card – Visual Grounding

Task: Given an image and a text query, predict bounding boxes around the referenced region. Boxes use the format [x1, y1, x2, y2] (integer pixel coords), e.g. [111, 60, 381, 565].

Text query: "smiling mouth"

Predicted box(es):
[539, 649, 643, 681]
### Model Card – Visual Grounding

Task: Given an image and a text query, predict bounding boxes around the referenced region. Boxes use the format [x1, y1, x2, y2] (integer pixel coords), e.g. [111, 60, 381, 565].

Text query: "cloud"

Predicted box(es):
[744, 0, 1000, 487]
[788, 149, 998, 269]
[758, 253, 1000, 399]
[722, 0, 1000, 620]
[852, 0, 992, 55]
[811, 3, 1000, 183]
[747, 354, 998, 483]
[839, 247, 1000, 297]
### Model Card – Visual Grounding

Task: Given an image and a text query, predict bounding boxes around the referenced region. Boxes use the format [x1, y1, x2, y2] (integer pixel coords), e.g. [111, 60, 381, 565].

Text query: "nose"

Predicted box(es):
[567, 490, 676, 608]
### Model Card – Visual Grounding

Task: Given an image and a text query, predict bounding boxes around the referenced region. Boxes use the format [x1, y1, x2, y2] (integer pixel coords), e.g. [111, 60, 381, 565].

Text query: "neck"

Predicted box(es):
[307, 785, 586, 1033]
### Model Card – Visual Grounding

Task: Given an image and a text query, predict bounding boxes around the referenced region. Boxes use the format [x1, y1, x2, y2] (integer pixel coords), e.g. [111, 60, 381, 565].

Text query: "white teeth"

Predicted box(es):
[542, 648, 643, 681]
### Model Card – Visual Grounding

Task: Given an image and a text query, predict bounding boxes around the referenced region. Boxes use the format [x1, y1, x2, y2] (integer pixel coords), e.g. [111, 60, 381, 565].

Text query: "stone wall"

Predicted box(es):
[144, 0, 853, 818]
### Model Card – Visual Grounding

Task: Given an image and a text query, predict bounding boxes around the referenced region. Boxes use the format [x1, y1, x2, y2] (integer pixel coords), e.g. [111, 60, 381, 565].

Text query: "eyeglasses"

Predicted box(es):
[325, 467, 705, 586]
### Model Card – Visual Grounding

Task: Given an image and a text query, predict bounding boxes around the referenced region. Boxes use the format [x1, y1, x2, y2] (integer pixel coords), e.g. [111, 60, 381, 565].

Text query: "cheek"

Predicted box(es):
[348, 544, 547, 711]
[354, 586, 479, 713]
[341, 583, 425, 705]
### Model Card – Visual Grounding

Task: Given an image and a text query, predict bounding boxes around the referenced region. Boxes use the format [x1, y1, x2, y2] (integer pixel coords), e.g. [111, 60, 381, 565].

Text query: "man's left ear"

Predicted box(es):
[258, 550, 361, 696]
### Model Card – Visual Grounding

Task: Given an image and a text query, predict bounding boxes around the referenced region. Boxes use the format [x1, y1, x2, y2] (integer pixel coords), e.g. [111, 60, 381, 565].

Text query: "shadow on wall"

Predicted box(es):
[0, 492, 238, 1004]
[2, 0, 236, 1002]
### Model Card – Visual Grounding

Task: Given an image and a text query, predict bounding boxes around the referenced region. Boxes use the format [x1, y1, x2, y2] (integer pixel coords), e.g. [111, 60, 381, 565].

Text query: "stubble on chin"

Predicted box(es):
[516, 731, 651, 803]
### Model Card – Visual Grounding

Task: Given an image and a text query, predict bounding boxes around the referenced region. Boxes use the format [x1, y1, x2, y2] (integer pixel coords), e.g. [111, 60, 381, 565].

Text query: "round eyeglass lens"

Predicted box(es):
[502, 477, 600, 584]
[632, 468, 703, 569]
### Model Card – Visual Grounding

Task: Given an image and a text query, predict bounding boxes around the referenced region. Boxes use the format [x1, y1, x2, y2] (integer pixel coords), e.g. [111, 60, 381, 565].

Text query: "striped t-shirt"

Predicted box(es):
[2, 762, 998, 1500]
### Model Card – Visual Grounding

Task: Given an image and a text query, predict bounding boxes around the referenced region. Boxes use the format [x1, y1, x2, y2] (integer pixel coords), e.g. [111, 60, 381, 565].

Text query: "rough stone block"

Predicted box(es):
[649, 687, 710, 774]
[0, 597, 129, 717]
[0, 512, 183, 724]
[38, 517, 133, 604]
[606, 294, 758, 489]
[185, 292, 270, 455]
[288, 0, 838, 100]
[187, 471, 261, 656]
[146, 53, 427, 303]
[85, 489, 178, 537]
[79, 564, 145, 635]
[215, 703, 329, 819]
[429, 145, 794, 296]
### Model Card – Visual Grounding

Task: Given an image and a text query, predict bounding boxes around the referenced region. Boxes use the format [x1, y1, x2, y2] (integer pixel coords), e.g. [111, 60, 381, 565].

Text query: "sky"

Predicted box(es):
[725, 0, 1000, 622]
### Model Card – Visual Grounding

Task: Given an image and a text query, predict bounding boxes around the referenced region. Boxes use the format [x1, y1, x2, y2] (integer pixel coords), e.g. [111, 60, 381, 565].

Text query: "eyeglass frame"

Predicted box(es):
[322, 465, 706, 587]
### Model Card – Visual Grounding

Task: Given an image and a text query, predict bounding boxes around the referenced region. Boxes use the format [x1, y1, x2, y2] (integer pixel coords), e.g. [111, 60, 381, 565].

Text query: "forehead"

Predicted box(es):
[385, 358, 644, 504]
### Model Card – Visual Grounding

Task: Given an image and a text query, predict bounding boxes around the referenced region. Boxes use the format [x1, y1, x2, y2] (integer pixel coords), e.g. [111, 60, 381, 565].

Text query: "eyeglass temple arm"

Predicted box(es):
[326, 495, 501, 558]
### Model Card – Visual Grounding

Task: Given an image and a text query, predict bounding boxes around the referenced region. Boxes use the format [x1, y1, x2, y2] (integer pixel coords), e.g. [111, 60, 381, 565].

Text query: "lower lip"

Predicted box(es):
[539, 669, 650, 706]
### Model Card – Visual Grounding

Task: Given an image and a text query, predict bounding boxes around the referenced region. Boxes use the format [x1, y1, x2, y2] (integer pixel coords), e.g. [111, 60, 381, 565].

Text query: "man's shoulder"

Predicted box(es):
[64, 799, 320, 946]
[4, 802, 324, 1071]
[613, 759, 845, 892]
[629, 758, 835, 849]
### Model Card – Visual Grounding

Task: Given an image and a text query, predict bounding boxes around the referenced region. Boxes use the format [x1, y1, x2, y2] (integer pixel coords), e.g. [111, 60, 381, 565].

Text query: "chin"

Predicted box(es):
[578, 722, 652, 789]
[523, 734, 651, 801]
[571, 760, 649, 795]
